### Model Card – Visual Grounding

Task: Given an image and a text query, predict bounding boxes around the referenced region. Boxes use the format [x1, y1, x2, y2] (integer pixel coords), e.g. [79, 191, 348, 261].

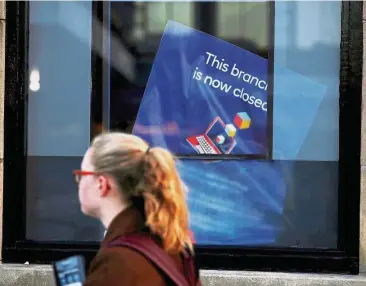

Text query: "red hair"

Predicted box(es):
[142, 147, 193, 253]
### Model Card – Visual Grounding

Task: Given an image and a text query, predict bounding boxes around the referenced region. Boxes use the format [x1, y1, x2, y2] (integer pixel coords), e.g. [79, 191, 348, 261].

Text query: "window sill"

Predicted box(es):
[1, 264, 366, 286]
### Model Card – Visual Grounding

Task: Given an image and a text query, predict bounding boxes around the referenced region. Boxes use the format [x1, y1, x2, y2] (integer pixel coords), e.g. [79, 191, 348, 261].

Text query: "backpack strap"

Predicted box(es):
[107, 233, 198, 286]
[181, 248, 201, 286]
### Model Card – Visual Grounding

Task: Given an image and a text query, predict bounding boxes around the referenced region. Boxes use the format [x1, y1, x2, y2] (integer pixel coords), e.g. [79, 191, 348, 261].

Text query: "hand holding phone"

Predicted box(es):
[53, 255, 86, 286]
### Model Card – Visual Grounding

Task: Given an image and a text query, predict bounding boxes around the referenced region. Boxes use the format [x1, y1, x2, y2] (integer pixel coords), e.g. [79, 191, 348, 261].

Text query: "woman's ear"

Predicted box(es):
[97, 175, 110, 197]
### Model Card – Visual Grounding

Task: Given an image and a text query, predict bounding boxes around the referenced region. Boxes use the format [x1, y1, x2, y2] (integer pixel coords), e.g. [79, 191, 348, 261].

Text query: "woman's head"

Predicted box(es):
[77, 132, 192, 253]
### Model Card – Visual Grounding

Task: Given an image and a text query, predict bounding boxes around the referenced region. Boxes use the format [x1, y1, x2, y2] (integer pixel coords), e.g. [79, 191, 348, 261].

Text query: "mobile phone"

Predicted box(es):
[53, 255, 86, 286]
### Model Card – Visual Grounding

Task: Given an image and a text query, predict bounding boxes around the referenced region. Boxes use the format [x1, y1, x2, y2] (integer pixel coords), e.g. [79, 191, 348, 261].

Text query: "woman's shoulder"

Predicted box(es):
[84, 246, 166, 286]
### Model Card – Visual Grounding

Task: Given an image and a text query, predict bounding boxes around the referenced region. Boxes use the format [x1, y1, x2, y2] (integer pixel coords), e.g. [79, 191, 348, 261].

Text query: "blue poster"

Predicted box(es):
[133, 21, 270, 156]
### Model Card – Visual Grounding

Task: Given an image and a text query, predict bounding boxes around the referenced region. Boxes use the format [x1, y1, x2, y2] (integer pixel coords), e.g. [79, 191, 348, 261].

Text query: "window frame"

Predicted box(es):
[2, 1, 362, 274]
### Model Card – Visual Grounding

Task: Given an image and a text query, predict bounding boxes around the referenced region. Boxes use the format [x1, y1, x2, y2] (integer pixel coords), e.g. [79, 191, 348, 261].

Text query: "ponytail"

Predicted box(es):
[139, 147, 193, 254]
[90, 132, 192, 254]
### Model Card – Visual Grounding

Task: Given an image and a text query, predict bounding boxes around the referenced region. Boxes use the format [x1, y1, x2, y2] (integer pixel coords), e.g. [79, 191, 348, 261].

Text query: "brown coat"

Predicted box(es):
[84, 205, 190, 286]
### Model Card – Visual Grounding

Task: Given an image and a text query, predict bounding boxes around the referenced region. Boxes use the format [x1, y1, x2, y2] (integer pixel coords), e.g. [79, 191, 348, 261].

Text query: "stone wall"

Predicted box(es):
[360, 0, 366, 274]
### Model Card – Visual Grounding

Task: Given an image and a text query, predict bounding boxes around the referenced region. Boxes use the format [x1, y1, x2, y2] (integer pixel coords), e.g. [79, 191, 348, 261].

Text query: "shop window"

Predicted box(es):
[3, 1, 361, 273]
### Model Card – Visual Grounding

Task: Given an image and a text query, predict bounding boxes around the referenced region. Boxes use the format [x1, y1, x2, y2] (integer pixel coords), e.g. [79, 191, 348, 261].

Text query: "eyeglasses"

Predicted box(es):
[73, 170, 98, 184]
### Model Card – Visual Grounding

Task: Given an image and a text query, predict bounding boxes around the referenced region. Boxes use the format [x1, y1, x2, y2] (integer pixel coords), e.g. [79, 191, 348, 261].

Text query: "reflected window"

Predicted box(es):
[217, 2, 269, 50]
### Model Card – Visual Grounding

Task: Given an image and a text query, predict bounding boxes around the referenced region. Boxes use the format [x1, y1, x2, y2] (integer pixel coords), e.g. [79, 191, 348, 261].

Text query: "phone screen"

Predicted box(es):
[53, 255, 86, 286]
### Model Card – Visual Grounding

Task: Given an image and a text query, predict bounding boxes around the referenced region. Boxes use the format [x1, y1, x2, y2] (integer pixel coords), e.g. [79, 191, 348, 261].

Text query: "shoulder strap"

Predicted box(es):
[107, 233, 195, 286]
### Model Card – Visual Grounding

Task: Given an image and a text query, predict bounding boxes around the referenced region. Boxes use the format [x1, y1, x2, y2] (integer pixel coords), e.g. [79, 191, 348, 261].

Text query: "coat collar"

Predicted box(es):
[101, 204, 146, 249]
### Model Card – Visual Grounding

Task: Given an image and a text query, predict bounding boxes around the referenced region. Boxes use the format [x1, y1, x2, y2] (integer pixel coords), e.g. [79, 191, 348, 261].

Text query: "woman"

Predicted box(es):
[74, 132, 200, 285]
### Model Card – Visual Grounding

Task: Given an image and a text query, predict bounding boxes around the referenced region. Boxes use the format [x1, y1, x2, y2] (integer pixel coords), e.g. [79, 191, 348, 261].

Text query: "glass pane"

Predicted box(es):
[26, 1, 104, 241]
[272, 1, 340, 247]
[26, 1, 341, 249]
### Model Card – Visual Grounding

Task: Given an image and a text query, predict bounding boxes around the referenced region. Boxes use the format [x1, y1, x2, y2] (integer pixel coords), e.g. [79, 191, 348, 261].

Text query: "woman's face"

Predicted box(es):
[78, 148, 101, 218]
